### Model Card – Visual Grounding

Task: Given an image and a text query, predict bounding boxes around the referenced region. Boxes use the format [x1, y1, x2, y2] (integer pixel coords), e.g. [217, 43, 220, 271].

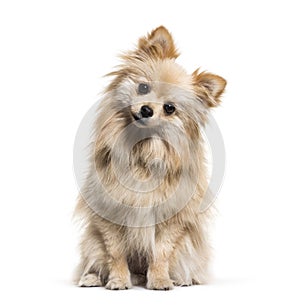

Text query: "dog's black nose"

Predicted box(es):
[140, 105, 153, 118]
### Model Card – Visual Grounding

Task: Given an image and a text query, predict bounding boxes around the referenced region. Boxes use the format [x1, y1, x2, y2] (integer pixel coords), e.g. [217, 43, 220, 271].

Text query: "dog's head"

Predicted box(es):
[95, 26, 226, 181]
[105, 26, 226, 140]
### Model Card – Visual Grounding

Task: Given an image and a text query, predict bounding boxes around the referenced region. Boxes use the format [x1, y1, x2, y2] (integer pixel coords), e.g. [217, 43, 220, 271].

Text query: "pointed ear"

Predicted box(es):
[193, 70, 227, 107]
[138, 26, 179, 59]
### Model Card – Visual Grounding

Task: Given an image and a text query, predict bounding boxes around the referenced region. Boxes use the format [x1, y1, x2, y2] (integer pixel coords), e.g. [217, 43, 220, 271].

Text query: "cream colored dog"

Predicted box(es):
[74, 26, 226, 290]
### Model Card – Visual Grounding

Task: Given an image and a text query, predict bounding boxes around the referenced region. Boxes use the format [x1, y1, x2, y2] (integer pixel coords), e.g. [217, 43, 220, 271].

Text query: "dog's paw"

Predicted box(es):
[147, 278, 174, 290]
[105, 278, 132, 290]
[78, 273, 102, 287]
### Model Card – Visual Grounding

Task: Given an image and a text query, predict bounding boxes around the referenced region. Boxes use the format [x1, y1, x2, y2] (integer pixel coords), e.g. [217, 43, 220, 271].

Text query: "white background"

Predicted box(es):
[0, 0, 299, 306]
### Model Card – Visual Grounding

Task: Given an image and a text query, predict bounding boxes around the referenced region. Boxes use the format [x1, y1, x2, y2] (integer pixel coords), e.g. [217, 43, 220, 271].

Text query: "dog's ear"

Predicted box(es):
[193, 70, 227, 107]
[138, 26, 179, 59]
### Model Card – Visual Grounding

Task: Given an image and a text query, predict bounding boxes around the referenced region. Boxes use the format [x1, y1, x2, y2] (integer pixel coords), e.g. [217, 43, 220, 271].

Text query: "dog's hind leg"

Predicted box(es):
[74, 224, 108, 287]
[169, 233, 211, 286]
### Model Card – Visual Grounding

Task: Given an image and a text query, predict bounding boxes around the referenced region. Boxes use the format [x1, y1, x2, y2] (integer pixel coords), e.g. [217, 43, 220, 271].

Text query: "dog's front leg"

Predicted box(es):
[105, 255, 132, 290]
[146, 224, 182, 290]
[102, 223, 132, 290]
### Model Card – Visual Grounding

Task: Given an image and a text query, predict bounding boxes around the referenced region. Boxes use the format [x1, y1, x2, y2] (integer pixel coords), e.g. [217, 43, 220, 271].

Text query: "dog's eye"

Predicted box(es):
[138, 83, 150, 95]
[163, 103, 176, 115]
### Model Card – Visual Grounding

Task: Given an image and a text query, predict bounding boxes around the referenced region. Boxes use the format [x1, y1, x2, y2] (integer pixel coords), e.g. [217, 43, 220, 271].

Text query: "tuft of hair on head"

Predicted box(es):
[137, 26, 179, 60]
[192, 69, 227, 107]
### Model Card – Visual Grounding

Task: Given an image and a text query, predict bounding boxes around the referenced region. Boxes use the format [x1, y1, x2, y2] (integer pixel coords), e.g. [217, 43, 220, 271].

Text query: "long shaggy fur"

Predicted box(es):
[74, 26, 226, 290]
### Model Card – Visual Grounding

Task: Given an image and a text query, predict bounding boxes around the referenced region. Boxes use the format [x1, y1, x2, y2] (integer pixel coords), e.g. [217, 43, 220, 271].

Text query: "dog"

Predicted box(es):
[74, 26, 226, 290]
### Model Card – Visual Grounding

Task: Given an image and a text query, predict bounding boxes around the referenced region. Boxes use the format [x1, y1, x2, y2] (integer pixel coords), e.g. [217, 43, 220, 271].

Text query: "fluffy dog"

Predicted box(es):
[74, 26, 226, 290]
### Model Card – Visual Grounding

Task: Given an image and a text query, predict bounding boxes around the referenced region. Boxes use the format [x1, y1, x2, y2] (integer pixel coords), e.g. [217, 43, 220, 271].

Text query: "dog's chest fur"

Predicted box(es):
[125, 227, 155, 256]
